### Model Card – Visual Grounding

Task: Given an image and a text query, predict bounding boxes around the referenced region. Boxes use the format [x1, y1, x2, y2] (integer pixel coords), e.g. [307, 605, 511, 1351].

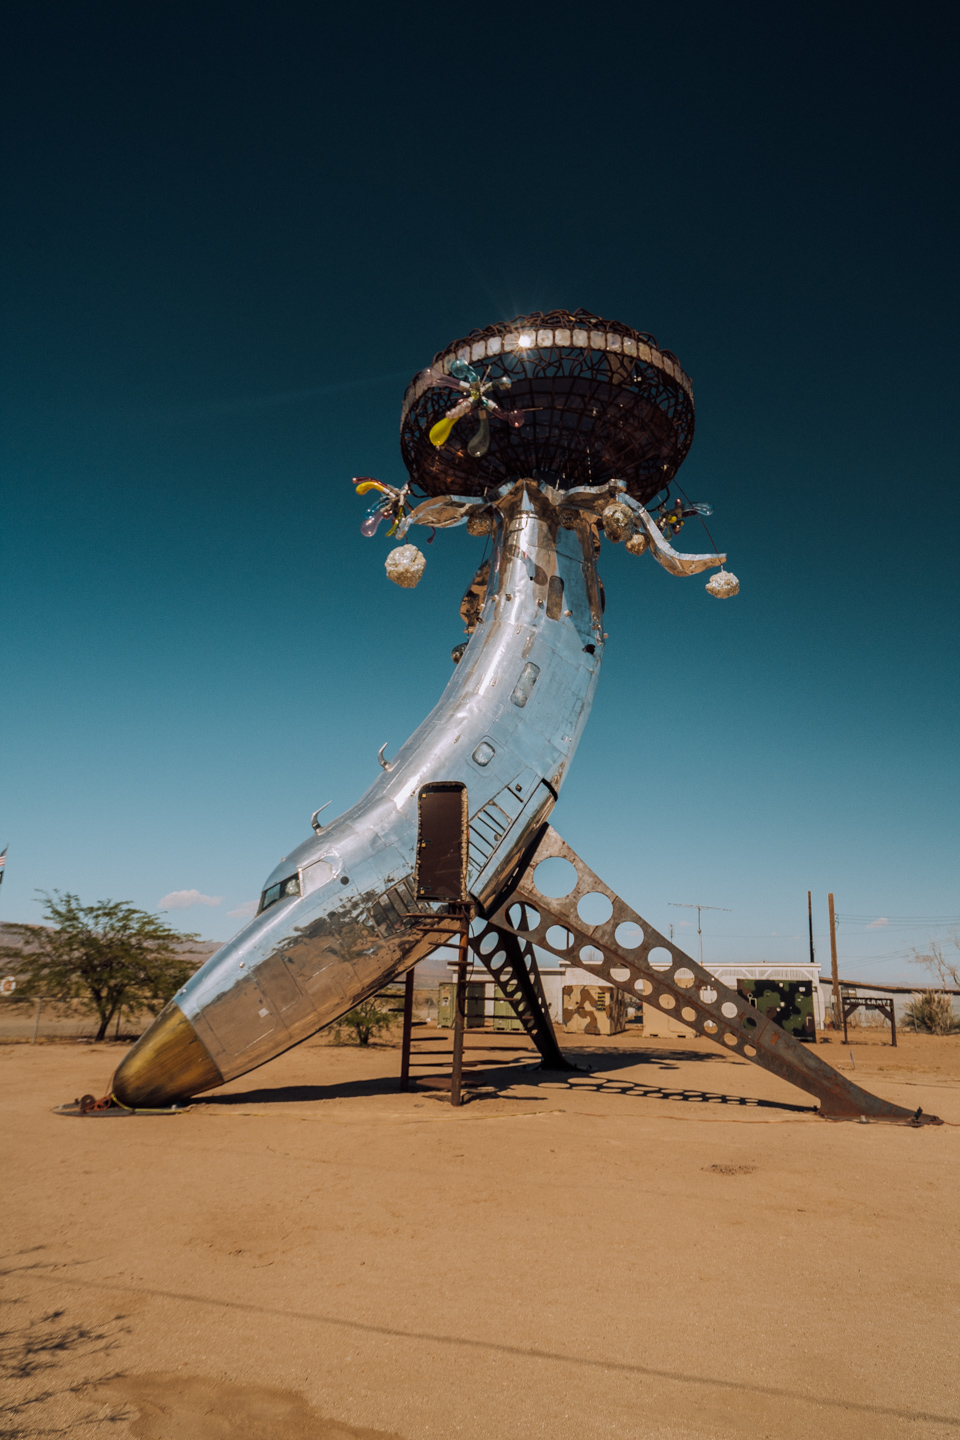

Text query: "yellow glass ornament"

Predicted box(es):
[429, 413, 457, 448]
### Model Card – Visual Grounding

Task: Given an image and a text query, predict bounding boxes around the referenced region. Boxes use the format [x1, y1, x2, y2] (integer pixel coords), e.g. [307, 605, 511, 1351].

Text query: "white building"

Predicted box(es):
[441, 954, 824, 1037]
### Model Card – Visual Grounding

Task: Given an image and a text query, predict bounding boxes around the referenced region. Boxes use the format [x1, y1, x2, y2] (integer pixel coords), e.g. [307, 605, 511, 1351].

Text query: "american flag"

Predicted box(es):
[0, 849, 6, 888]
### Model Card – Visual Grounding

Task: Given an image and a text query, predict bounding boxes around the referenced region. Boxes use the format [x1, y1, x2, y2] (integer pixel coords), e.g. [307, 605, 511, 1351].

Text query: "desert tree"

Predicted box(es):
[910, 935, 960, 990]
[0, 892, 201, 1041]
[331, 998, 396, 1046]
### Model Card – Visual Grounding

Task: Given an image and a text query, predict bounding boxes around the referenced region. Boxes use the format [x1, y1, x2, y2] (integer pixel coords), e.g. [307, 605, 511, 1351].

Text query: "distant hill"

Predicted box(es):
[0, 923, 221, 976]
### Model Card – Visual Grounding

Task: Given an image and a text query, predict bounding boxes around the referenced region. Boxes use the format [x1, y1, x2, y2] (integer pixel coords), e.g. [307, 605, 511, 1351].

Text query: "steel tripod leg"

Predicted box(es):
[399, 967, 415, 1092]
[488, 826, 940, 1125]
[469, 920, 576, 1071]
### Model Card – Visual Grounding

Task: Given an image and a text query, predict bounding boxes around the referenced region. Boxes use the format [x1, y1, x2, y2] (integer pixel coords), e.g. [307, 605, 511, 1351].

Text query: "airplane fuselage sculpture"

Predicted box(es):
[111, 311, 938, 1126]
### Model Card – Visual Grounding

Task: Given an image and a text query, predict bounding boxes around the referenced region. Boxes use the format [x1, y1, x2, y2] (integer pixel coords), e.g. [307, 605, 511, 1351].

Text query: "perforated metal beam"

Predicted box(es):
[489, 827, 940, 1124]
[469, 920, 575, 1071]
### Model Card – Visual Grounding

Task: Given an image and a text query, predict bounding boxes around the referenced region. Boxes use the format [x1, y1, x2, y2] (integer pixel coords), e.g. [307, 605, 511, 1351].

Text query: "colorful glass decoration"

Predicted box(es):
[659, 498, 713, 536]
[353, 477, 411, 538]
[423, 359, 525, 458]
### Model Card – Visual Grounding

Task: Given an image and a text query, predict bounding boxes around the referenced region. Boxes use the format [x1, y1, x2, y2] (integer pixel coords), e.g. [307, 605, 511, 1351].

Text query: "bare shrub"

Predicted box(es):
[903, 991, 960, 1035]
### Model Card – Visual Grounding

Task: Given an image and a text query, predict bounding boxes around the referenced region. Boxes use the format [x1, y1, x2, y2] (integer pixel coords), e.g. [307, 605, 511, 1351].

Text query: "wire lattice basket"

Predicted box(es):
[399, 308, 695, 504]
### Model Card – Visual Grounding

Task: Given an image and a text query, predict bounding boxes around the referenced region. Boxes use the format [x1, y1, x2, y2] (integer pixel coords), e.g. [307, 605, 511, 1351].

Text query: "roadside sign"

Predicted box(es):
[0, 976, 16, 996]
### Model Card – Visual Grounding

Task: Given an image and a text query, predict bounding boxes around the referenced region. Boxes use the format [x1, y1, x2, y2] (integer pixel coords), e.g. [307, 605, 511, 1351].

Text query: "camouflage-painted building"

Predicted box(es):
[425, 940, 824, 1042]
[642, 962, 824, 1039]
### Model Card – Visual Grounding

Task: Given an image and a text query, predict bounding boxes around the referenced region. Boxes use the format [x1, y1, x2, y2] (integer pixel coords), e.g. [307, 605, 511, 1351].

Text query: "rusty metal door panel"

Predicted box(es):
[416, 782, 469, 902]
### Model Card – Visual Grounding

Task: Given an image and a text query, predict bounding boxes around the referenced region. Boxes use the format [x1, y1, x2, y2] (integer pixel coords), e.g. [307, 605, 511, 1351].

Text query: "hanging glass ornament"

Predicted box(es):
[662, 502, 685, 534]
[360, 501, 390, 537]
[422, 365, 468, 391]
[467, 409, 491, 458]
[353, 477, 411, 537]
[429, 396, 474, 448]
[601, 501, 633, 543]
[705, 569, 739, 598]
[385, 544, 426, 588]
[423, 360, 524, 453]
[625, 531, 649, 556]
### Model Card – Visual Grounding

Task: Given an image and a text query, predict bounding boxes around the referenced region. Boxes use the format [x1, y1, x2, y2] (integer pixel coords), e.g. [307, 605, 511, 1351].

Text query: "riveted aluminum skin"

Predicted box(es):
[113, 480, 607, 1100]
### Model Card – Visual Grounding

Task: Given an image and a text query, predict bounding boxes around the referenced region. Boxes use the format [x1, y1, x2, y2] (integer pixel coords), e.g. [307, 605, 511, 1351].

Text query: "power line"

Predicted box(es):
[839, 915, 960, 925]
[668, 902, 731, 965]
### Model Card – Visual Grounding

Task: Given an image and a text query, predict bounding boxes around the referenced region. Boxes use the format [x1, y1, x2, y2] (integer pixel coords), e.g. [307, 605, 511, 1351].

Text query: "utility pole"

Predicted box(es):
[807, 891, 822, 1042]
[807, 891, 815, 968]
[828, 892, 841, 1032]
[668, 903, 731, 965]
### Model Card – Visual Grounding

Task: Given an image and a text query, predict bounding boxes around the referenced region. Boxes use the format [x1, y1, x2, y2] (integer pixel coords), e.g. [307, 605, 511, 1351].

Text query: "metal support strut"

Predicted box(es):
[488, 826, 940, 1125]
[469, 921, 576, 1070]
[449, 923, 469, 1106]
[399, 967, 415, 1091]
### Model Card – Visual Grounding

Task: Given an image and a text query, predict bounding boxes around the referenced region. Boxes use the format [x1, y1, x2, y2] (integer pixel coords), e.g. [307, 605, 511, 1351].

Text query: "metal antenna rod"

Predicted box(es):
[668, 902, 731, 965]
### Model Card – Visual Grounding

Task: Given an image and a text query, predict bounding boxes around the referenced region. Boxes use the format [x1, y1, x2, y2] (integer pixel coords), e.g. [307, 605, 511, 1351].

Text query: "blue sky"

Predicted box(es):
[2, 2, 957, 982]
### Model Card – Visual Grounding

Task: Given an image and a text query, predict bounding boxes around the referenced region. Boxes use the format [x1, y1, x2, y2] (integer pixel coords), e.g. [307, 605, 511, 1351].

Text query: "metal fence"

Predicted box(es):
[0, 1000, 151, 1043]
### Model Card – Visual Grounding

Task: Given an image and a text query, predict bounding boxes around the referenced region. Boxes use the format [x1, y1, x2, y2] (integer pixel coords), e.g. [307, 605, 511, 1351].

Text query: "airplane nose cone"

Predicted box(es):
[112, 1003, 223, 1107]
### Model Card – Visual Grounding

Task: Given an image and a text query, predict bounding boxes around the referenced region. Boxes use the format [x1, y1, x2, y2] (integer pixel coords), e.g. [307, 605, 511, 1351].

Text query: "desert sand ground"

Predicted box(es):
[3, 1026, 959, 1440]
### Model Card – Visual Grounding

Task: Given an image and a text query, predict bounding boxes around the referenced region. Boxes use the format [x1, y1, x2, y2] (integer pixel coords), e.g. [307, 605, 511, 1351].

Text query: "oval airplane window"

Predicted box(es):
[510, 662, 540, 708]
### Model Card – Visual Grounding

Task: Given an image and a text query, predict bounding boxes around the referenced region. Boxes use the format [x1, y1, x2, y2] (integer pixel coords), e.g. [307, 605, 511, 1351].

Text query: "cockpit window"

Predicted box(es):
[258, 873, 301, 914]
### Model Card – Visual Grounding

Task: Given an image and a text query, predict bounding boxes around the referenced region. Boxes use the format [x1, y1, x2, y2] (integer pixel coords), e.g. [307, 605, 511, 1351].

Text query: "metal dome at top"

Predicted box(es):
[399, 308, 695, 505]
